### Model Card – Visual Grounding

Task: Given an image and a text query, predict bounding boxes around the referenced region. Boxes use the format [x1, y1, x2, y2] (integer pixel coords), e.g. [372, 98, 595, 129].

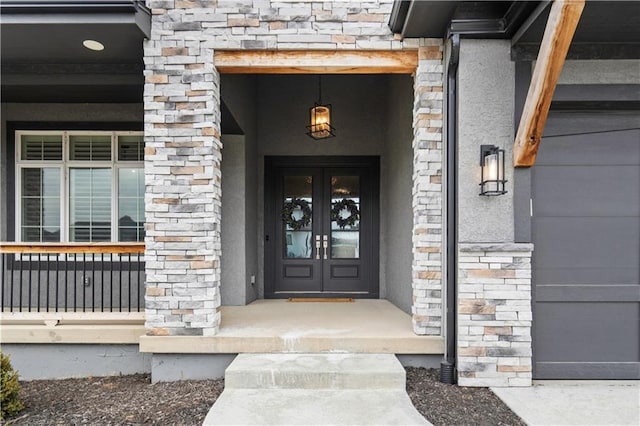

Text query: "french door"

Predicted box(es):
[265, 157, 379, 298]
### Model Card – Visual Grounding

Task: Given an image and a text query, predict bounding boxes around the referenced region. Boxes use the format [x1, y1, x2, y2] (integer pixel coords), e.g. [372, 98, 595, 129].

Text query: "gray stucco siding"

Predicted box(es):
[2, 344, 151, 380]
[457, 40, 515, 244]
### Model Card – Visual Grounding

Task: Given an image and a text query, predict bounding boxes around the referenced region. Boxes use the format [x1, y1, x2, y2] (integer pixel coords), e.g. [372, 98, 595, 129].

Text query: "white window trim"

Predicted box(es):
[15, 130, 144, 244]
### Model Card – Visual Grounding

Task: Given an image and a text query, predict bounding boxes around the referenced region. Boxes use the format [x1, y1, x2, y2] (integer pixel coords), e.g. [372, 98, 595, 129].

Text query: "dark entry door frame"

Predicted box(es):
[264, 156, 380, 298]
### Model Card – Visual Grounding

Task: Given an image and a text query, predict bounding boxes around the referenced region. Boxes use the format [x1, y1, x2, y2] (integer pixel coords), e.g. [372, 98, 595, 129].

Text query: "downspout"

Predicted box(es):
[440, 33, 460, 385]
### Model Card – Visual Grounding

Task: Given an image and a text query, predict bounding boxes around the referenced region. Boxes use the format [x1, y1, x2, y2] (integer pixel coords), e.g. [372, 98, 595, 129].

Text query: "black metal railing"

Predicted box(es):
[0, 243, 145, 313]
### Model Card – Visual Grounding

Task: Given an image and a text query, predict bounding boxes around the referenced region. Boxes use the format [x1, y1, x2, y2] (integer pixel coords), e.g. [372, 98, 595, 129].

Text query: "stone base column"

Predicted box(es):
[457, 243, 533, 387]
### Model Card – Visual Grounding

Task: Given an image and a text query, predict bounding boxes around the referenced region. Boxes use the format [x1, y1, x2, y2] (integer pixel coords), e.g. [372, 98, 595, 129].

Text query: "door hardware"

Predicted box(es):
[315, 235, 321, 260]
[322, 235, 328, 260]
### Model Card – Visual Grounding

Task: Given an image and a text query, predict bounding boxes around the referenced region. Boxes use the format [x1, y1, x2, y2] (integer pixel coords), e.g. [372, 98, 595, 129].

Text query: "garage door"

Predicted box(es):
[532, 111, 640, 379]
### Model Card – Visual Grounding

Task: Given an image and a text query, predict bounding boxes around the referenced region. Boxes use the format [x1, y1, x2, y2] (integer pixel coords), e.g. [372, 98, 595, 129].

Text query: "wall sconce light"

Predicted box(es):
[479, 145, 507, 196]
[306, 76, 335, 140]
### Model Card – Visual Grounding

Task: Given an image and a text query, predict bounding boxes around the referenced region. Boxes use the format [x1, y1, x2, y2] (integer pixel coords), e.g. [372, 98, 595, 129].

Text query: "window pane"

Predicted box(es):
[21, 135, 62, 160]
[119, 167, 141, 197]
[22, 198, 42, 226]
[283, 176, 313, 259]
[42, 168, 61, 197]
[118, 135, 144, 161]
[42, 197, 61, 229]
[70, 135, 111, 161]
[70, 168, 112, 242]
[118, 168, 144, 242]
[21, 168, 60, 242]
[70, 168, 91, 197]
[92, 227, 111, 241]
[92, 197, 111, 221]
[22, 168, 42, 197]
[119, 199, 138, 221]
[22, 227, 41, 242]
[43, 228, 61, 242]
[331, 175, 360, 259]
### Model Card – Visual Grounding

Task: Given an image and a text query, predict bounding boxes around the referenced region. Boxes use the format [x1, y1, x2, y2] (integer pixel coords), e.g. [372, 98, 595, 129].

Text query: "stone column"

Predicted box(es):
[411, 41, 445, 335]
[143, 4, 222, 337]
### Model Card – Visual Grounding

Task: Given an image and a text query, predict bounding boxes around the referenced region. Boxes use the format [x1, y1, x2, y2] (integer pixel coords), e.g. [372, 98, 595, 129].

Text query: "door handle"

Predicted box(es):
[322, 235, 328, 260]
[315, 235, 321, 260]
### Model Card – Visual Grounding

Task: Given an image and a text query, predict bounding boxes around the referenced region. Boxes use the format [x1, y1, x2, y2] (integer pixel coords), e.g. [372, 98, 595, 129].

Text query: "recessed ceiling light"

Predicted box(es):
[83, 40, 104, 51]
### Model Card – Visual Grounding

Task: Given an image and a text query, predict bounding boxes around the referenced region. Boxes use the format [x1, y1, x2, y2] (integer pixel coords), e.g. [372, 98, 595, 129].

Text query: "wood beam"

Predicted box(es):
[0, 242, 145, 254]
[513, 0, 585, 167]
[214, 50, 418, 74]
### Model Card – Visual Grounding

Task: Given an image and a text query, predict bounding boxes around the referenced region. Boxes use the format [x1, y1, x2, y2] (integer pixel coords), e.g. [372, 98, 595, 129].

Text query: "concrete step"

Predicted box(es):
[203, 388, 430, 425]
[224, 353, 406, 390]
[204, 353, 431, 425]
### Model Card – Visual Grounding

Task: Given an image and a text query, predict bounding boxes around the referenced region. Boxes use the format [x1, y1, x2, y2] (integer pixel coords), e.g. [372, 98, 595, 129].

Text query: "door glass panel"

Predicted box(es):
[283, 176, 313, 259]
[331, 175, 360, 259]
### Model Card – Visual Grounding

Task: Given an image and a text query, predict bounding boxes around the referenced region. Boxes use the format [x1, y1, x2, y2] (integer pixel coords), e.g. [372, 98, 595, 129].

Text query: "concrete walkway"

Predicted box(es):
[492, 381, 640, 425]
[203, 353, 430, 425]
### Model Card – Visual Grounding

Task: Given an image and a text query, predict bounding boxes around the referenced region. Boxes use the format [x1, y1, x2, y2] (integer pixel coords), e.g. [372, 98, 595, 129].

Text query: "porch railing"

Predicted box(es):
[0, 243, 145, 313]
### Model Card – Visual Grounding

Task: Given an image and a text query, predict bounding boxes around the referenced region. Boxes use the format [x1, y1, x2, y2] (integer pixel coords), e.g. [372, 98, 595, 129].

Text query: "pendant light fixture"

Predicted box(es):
[306, 76, 335, 140]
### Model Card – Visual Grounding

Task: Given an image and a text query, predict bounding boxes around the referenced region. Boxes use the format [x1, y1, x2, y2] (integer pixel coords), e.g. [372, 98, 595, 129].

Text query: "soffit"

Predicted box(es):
[1, 1, 150, 103]
[512, 1, 640, 60]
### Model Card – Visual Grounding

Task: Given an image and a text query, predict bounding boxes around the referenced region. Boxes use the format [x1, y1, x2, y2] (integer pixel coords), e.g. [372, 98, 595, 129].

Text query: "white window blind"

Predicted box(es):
[20, 135, 63, 161]
[69, 135, 112, 161]
[20, 168, 61, 242]
[118, 135, 144, 162]
[69, 168, 112, 242]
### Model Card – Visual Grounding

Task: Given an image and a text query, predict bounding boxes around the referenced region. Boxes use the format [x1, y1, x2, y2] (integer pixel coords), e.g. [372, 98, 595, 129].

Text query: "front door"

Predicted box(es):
[265, 157, 379, 298]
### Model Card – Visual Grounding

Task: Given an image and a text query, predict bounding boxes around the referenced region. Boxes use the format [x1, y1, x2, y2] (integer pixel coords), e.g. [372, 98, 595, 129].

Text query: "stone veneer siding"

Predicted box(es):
[143, 40, 221, 336]
[143, 0, 444, 336]
[457, 243, 534, 387]
[411, 43, 444, 335]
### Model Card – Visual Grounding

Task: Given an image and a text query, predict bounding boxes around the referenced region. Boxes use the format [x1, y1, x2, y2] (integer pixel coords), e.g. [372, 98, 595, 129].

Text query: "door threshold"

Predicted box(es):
[288, 297, 354, 303]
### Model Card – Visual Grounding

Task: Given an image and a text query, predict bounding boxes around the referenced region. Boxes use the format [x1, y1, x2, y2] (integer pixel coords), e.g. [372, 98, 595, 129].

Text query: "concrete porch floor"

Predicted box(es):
[139, 299, 444, 355]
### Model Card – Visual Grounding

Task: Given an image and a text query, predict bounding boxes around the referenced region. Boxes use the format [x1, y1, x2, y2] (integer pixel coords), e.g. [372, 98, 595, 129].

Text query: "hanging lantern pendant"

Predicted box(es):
[308, 103, 335, 139]
[306, 76, 335, 139]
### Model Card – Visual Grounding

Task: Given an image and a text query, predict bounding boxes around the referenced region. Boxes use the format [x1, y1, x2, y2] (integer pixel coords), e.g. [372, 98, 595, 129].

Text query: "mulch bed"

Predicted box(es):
[406, 368, 526, 426]
[3, 375, 223, 426]
[3, 368, 524, 425]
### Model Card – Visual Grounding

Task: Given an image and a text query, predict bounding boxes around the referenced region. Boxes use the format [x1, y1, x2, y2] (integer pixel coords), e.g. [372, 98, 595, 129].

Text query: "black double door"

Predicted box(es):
[265, 157, 379, 298]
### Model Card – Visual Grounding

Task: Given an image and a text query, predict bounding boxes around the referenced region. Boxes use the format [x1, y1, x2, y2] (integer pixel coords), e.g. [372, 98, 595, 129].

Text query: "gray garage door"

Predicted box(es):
[532, 111, 640, 379]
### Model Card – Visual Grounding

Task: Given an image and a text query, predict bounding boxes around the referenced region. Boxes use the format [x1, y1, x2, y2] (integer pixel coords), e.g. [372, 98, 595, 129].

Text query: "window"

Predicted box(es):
[16, 131, 145, 243]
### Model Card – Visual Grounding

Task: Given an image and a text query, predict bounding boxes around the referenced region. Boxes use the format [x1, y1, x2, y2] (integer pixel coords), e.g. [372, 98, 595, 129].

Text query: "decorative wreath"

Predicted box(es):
[282, 198, 312, 231]
[331, 198, 360, 229]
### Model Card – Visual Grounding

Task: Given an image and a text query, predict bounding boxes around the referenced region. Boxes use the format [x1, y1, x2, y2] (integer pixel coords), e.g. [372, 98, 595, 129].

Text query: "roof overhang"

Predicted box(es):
[390, 1, 640, 60]
[1, 1, 151, 103]
[390, 1, 540, 39]
[511, 1, 640, 60]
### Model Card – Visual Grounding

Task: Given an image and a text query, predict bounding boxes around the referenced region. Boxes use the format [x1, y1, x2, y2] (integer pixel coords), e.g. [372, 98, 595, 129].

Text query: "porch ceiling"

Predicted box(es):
[0, 1, 150, 103]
